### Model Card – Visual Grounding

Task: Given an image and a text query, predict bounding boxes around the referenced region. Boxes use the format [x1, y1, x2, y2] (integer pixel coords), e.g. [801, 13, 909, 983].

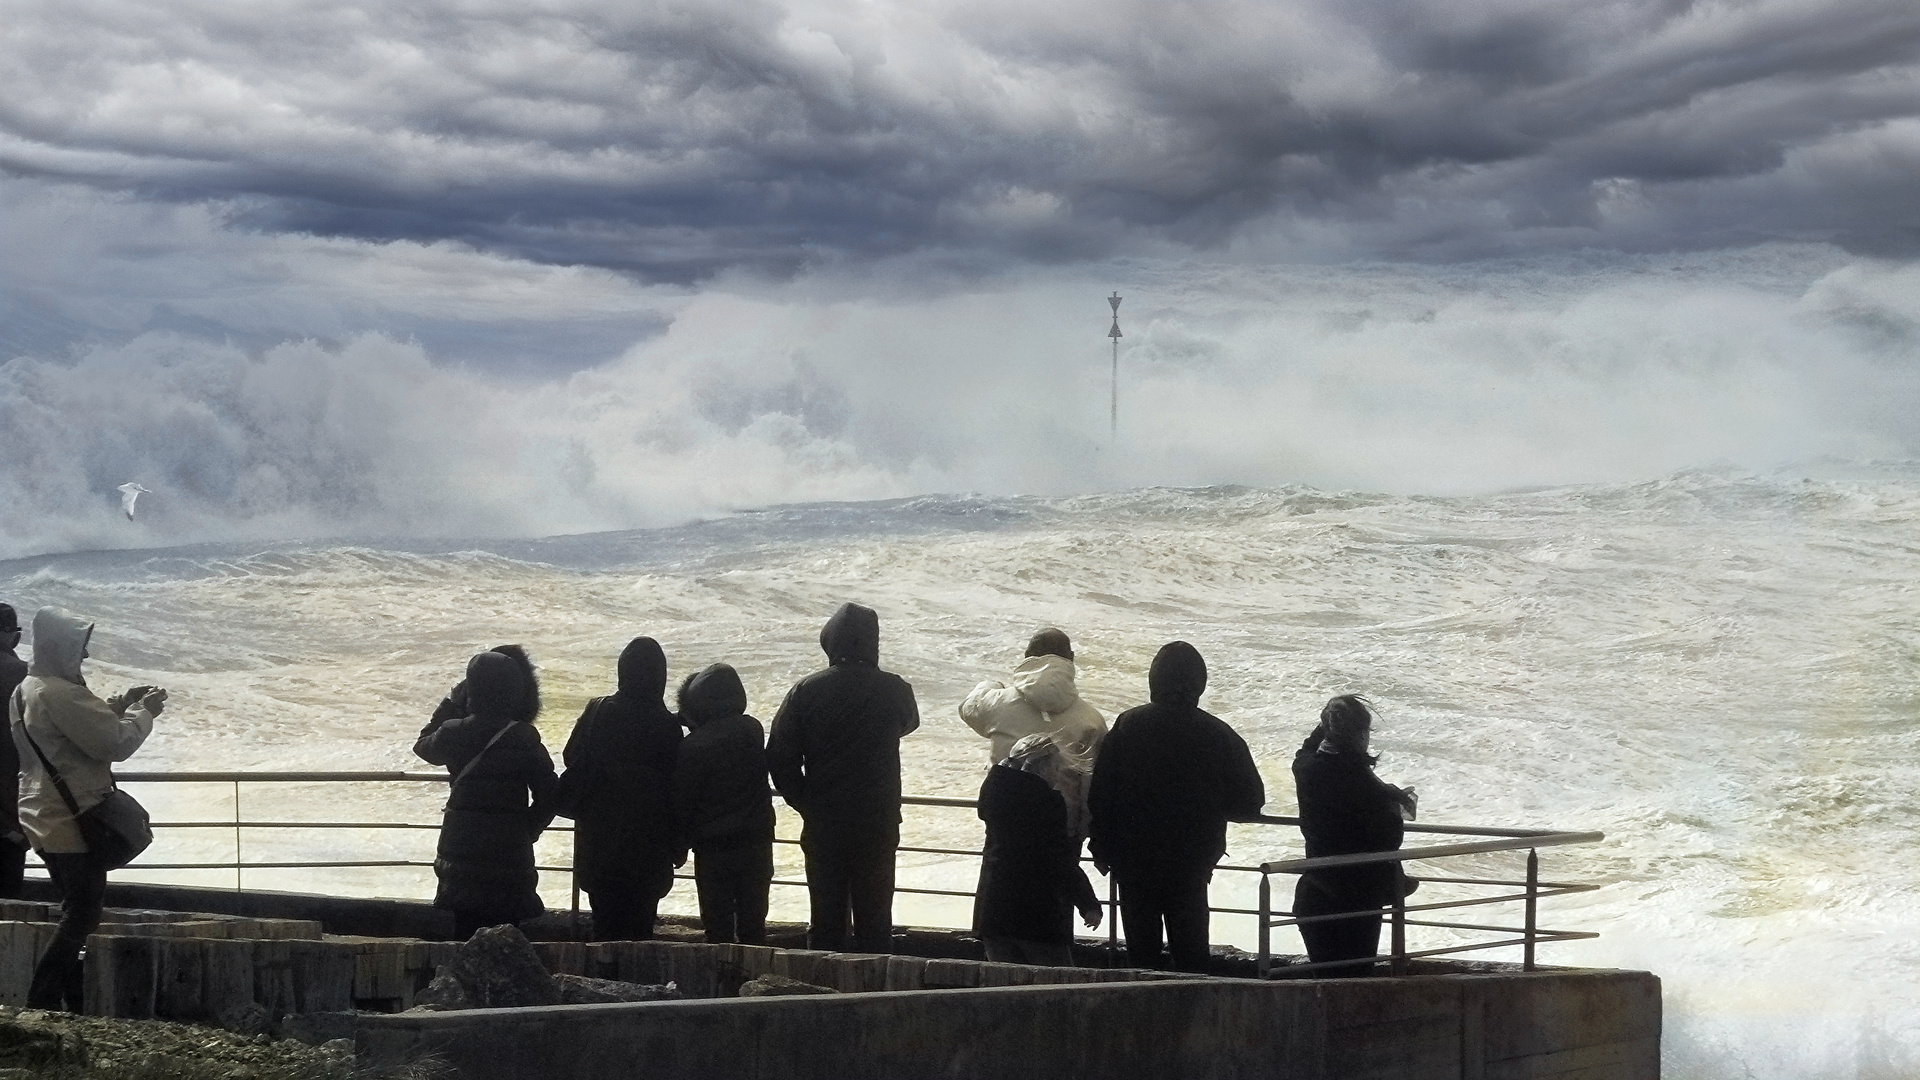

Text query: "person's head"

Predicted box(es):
[820, 603, 879, 666]
[0, 603, 19, 652]
[488, 644, 541, 723]
[1024, 628, 1073, 662]
[617, 636, 668, 702]
[28, 607, 93, 683]
[1147, 641, 1207, 708]
[1319, 694, 1376, 758]
[678, 663, 748, 729]
[464, 651, 526, 722]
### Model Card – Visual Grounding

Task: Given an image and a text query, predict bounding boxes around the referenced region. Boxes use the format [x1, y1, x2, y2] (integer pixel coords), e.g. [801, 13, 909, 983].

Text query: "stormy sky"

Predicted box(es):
[2, 0, 1919, 551]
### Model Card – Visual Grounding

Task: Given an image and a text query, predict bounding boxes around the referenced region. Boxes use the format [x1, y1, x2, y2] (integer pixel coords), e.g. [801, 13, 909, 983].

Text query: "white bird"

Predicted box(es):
[117, 483, 150, 521]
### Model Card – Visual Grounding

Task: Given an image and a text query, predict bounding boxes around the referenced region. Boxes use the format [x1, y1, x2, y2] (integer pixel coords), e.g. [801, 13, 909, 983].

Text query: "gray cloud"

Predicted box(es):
[2, 0, 1916, 278]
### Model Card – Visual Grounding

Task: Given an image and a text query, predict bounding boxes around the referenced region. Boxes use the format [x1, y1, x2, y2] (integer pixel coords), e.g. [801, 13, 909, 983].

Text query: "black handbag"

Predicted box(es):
[19, 720, 153, 870]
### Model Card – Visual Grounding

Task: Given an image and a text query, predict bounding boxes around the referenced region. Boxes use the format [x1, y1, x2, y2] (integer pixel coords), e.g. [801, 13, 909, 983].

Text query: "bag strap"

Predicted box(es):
[18, 712, 86, 823]
[452, 720, 520, 789]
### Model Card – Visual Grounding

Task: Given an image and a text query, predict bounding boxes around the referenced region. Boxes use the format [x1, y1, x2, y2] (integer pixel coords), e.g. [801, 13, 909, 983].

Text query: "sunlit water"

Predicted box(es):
[2, 468, 1916, 1078]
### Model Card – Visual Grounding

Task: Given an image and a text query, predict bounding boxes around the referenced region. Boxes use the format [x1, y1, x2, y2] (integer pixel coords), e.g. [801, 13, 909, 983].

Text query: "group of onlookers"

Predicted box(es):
[0, 596, 1421, 1015]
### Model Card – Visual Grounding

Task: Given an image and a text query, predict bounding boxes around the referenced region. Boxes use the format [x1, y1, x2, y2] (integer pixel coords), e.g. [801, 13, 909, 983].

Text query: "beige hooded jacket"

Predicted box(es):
[7, 608, 156, 853]
[959, 654, 1107, 764]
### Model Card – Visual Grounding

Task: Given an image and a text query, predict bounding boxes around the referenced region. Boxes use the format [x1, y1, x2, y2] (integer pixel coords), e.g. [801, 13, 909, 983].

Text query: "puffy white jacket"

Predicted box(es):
[8, 609, 156, 853]
[959, 655, 1107, 764]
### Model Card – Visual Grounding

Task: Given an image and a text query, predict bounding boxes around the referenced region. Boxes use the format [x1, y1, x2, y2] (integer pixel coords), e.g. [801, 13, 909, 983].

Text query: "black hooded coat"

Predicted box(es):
[414, 651, 559, 921]
[767, 604, 920, 840]
[0, 644, 25, 840]
[672, 664, 775, 853]
[1087, 642, 1266, 876]
[560, 637, 684, 894]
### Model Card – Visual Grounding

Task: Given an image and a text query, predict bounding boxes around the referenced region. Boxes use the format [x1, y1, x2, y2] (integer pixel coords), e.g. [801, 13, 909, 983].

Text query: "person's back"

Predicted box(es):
[414, 651, 558, 938]
[960, 629, 1106, 763]
[1087, 641, 1263, 971]
[674, 663, 775, 944]
[973, 734, 1101, 966]
[559, 636, 683, 941]
[768, 602, 919, 952]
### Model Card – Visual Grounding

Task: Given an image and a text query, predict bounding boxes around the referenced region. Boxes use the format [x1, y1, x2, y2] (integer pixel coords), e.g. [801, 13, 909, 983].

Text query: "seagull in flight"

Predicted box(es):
[117, 483, 150, 521]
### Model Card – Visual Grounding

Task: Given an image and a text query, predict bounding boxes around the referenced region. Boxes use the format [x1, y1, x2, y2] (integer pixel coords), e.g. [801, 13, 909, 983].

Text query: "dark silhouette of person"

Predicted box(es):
[1088, 641, 1265, 972]
[0, 603, 27, 897]
[973, 733, 1102, 966]
[673, 663, 775, 945]
[768, 603, 920, 953]
[415, 650, 558, 939]
[557, 636, 683, 940]
[1291, 694, 1416, 975]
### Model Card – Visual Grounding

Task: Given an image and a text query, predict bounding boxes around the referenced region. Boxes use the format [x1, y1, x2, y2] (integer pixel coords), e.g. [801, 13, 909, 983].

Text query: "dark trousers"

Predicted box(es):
[587, 889, 661, 942]
[31, 850, 110, 1011]
[802, 825, 897, 953]
[1293, 874, 1384, 977]
[0, 838, 26, 898]
[1115, 867, 1212, 972]
[694, 843, 773, 945]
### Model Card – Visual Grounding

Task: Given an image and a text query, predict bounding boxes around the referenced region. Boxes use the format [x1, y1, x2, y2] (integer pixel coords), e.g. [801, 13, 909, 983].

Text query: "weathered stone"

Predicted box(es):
[0, 1014, 89, 1068]
[408, 970, 474, 1011]
[444, 925, 562, 1008]
[738, 974, 837, 997]
[216, 1000, 271, 1038]
[553, 974, 682, 1004]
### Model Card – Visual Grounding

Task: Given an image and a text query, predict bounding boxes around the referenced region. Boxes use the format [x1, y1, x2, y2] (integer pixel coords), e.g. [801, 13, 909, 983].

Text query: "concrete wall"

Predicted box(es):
[342, 970, 1660, 1080]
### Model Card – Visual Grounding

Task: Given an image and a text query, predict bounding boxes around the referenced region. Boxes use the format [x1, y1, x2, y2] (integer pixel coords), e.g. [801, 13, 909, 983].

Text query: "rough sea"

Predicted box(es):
[2, 467, 1916, 1078]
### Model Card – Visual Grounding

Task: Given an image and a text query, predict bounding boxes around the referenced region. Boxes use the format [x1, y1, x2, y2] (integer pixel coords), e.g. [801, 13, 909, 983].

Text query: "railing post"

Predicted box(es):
[1390, 888, 1408, 976]
[232, 780, 243, 893]
[1257, 872, 1271, 977]
[1524, 848, 1539, 971]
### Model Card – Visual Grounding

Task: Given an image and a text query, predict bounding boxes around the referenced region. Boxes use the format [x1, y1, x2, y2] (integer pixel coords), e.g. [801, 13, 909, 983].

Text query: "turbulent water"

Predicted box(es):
[2, 468, 1916, 1078]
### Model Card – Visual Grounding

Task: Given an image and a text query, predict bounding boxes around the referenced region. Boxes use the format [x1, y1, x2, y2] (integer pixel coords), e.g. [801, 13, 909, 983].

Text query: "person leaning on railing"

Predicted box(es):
[1290, 694, 1417, 976]
[9, 607, 165, 1010]
[0, 603, 26, 898]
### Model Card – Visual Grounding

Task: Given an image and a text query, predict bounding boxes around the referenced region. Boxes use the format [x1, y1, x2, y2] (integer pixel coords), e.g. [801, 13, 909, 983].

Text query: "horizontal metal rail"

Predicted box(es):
[90, 771, 1602, 975]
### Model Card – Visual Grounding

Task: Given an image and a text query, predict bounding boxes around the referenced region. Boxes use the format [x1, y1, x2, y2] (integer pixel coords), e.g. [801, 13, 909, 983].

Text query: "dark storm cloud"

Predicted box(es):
[2, 0, 1917, 278]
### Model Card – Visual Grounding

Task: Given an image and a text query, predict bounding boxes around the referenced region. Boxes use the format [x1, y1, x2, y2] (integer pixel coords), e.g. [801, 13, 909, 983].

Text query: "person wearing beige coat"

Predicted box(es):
[8, 607, 164, 1010]
[959, 628, 1107, 765]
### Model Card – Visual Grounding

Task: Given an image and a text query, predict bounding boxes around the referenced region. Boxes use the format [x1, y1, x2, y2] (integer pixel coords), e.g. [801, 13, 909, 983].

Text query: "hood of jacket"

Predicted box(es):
[1010, 655, 1081, 714]
[465, 651, 525, 722]
[819, 603, 879, 666]
[680, 663, 748, 728]
[1147, 641, 1207, 707]
[616, 636, 668, 702]
[28, 607, 92, 684]
[490, 644, 541, 723]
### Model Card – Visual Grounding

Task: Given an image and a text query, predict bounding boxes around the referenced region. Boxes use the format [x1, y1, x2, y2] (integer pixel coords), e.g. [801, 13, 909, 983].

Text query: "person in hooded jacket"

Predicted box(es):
[959, 629, 1106, 763]
[672, 663, 775, 945]
[1087, 641, 1265, 972]
[973, 732, 1103, 966]
[767, 603, 920, 953]
[556, 637, 683, 940]
[1291, 694, 1417, 976]
[415, 651, 558, 939]
[0, 604, 27, 897]
[9, 607, 165, 1010]
[429, 644, 541, 727]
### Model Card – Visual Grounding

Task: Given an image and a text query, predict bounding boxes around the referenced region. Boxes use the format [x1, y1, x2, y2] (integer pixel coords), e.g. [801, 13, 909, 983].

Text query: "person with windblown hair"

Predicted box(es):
[556, 636, 683, 940]
[673, 663, 775, 945]
[1087, 641, 1265, 972]
[10, 607, 165, 1010]
[972, 732, 1103, 966]
[415, 650, 558, 939]
[1291, 694, 1416, 976]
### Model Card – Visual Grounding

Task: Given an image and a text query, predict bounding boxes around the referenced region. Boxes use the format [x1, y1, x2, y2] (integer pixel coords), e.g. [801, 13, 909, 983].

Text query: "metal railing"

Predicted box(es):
[38, 771, 1603, 974]
[1252, 825, 1605, 976]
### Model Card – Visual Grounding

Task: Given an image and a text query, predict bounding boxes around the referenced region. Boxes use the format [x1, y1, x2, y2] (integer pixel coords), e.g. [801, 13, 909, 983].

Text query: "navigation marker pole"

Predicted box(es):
[1108, 291, 1123, 439]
